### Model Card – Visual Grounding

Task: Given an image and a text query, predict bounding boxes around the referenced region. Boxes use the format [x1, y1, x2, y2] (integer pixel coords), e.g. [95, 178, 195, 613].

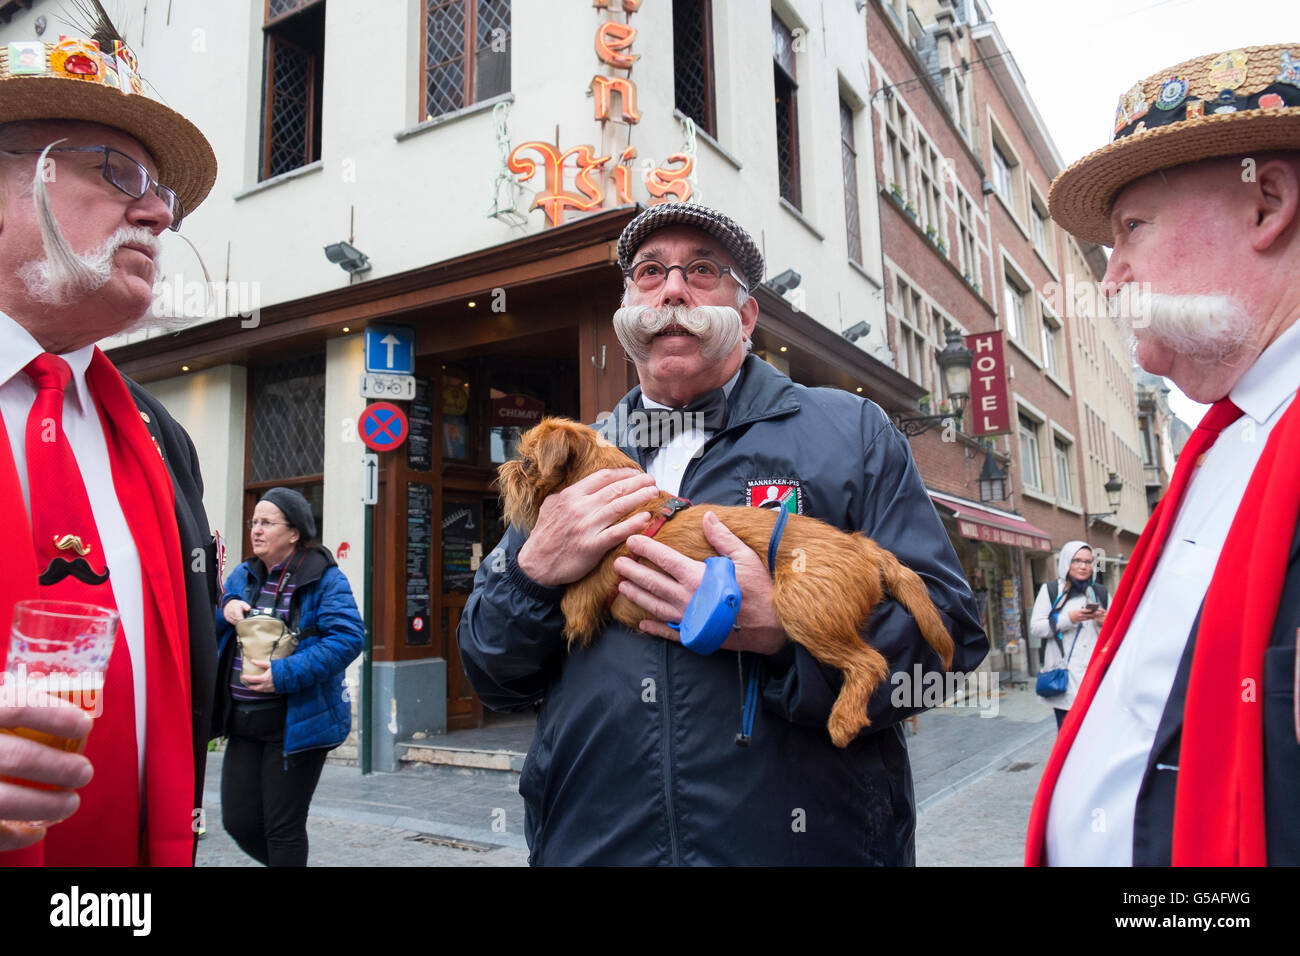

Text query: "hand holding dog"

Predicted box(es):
[616, 510, 787, 655]
[517, 468, 661, 587]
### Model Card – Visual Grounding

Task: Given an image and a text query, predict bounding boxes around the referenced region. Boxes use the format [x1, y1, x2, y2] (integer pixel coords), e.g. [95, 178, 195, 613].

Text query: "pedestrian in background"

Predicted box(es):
[1030, 541, 1108, 731]
[214, 487, 362, 866]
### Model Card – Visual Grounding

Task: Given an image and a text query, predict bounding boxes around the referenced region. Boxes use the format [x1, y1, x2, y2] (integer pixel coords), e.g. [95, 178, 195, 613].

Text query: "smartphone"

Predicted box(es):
[1085, 603, 1100, 612]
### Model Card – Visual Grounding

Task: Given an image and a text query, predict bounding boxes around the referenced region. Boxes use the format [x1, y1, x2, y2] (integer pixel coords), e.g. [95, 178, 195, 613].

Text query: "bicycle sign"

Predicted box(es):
[360, 372, 417, 401]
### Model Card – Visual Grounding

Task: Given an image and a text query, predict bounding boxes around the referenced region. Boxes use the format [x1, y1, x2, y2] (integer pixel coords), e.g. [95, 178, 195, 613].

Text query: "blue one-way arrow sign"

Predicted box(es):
[364, 325, 414, 375]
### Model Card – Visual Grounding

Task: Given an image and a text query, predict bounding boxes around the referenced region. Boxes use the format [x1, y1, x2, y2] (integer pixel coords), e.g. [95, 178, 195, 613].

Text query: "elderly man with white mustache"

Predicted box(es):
[459, 202, 988, 865]
[0, 26, 220, 867]
[1026, 44, 1300, 867]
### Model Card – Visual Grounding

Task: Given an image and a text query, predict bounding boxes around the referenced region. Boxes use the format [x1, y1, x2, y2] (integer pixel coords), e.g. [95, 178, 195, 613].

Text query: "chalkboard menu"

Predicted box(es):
[406, 482, 432, 645]
[407, 377, 433, 472]
[441, 499, 480, 594]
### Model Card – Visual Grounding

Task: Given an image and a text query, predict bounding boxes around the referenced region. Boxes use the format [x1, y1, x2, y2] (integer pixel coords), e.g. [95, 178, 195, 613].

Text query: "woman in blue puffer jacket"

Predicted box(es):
[213, 487, 363, 866]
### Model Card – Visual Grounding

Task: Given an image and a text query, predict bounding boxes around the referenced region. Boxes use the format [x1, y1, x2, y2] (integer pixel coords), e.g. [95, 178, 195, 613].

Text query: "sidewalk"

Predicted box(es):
[198, 683, 1057, 867]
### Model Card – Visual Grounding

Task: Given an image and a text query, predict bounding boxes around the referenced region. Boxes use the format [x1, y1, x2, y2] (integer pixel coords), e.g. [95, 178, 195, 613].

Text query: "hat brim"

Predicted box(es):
[1049, 109, 1300, 246]
[0, 76, 217, 214]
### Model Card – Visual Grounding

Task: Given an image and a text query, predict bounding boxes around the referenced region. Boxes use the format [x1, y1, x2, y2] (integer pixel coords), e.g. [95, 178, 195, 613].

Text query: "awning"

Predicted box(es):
[929, 490, 1053, 552]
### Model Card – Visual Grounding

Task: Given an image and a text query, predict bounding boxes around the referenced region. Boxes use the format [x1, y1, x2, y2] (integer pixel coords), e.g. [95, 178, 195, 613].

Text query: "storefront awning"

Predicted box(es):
[929, 491, 1053, 552]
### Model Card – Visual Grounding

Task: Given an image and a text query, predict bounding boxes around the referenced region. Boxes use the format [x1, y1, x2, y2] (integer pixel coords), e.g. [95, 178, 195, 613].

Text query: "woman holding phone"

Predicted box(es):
[1030, 541, 1108, 731]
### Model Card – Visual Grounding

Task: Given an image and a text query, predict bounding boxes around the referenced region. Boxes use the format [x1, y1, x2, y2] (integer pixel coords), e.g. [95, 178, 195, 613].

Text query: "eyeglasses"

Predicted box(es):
[1, 145, 184, 231]
[1070, 558, 1094, 566]
[623, 257, 748, 293]
[246, 519, 289, 530]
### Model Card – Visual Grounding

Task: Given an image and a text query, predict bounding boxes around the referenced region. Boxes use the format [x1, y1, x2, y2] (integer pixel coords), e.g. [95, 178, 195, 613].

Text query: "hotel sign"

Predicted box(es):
[507, 0, 693, 227]
[966, 332, 1010, 436]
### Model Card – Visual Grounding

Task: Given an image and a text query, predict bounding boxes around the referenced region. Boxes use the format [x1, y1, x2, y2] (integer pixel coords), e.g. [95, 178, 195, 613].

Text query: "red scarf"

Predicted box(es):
[1025, 389, 1300, 866]
[0, 349, 194, 866]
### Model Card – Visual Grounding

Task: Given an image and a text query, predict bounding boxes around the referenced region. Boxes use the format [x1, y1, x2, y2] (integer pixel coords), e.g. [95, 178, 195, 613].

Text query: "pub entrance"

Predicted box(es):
[419, 335, 579, 730]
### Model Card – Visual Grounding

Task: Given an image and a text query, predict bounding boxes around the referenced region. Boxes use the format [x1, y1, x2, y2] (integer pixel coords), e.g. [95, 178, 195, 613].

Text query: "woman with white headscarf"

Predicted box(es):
[1029, 540, 1108, 731]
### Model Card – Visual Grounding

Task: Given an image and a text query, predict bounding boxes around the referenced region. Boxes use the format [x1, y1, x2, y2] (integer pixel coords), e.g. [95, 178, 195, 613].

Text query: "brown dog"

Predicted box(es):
[498, 417, 956, 747]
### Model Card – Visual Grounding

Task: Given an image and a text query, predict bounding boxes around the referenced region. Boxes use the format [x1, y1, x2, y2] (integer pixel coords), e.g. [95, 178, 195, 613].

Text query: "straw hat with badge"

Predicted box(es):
[1050, 43, 1300, 246]
[0, 0, 216, 216]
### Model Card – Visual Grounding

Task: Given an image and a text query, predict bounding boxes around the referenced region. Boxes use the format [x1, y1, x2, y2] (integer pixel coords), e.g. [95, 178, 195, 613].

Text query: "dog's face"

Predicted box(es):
[499, 417, 638, 530]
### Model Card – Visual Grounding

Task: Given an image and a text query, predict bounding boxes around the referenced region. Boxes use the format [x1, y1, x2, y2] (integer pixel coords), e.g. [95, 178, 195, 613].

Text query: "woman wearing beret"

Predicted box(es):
[213, 487, 363, 866]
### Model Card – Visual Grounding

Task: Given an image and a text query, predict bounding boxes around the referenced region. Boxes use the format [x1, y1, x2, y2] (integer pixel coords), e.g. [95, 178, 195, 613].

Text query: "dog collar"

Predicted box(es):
[606, 496, 692, 610]
[643, 495, 692, 537]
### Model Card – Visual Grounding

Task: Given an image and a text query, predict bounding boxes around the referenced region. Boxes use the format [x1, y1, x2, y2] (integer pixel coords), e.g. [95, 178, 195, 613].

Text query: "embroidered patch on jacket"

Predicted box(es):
[746, 478, 802, 514]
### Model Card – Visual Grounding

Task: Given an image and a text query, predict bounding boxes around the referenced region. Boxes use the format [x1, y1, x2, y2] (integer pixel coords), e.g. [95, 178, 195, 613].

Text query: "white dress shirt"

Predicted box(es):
[1046, 317, 1300, 865]
[640, 368, 742, 497]
[0, 312, 147, 784]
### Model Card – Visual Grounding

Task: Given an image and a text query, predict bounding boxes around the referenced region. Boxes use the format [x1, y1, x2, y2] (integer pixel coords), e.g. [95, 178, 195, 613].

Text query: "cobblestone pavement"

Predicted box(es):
[199, 684, 1056, 867]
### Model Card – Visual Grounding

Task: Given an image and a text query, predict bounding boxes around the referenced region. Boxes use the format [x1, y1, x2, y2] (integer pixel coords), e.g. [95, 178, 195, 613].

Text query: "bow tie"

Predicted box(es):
[630, 387, 728, 448]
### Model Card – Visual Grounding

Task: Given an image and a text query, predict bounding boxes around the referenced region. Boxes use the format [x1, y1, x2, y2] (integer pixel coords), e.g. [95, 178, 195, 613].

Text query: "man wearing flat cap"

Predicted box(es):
[460, 201, 987, 865]
[1027, 44, 1300, 867]
[0, 24, 220, 865]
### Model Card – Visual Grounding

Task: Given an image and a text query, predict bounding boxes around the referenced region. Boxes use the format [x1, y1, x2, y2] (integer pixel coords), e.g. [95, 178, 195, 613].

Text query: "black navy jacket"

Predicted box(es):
[458, 356, 988, 865]
[1133, 515, 1300, 865]
[125, 379, 220, 858]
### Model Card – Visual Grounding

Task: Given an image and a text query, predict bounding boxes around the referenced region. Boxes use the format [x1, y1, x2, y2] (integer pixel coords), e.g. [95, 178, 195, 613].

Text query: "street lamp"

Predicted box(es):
[978, 452, 1007, 502]
[893, 331, 974, 437]
[1085, 471, 1124, 523]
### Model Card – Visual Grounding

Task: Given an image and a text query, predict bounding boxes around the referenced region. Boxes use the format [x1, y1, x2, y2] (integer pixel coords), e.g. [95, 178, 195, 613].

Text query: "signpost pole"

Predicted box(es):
[361, 496, 374, 775]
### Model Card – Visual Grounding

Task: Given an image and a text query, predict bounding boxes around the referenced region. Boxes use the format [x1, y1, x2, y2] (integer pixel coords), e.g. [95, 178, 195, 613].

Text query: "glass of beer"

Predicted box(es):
[1, 600, 119, 795]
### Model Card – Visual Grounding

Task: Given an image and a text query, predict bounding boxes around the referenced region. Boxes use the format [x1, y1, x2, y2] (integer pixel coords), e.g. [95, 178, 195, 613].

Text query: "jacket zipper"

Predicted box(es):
[659, 638, 681, 865]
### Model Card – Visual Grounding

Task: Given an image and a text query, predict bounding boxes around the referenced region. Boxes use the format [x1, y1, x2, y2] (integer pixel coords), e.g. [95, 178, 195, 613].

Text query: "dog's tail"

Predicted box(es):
[864, 540, 955, 670]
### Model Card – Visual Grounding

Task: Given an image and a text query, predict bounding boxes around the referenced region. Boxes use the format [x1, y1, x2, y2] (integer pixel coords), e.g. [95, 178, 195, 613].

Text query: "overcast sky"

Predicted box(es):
[985, 0, 1300, 425]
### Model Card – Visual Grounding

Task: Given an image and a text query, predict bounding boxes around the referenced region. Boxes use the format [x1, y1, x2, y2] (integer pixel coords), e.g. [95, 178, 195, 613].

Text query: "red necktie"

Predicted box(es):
[20, 353, 141, 864]
[1025, 397, 1244, 865]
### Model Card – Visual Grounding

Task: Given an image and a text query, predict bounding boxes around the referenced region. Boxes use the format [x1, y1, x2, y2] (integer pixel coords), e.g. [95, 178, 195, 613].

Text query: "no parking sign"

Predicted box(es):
[358, 402, 408, 452]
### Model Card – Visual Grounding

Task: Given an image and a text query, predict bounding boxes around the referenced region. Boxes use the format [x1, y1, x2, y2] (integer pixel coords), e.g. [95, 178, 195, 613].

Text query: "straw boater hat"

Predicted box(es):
[0, 21, 216, 214]
[617, 201, 766, 291]
[1050, 43, 1300, 246]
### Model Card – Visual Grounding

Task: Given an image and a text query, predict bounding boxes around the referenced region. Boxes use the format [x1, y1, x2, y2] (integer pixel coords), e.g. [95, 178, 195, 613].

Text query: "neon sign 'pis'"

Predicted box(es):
[507, 0, 693, 227]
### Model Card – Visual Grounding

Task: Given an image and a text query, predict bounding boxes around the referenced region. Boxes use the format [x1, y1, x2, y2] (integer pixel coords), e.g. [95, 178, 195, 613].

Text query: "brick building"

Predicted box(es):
[866, 0, 1147, 674]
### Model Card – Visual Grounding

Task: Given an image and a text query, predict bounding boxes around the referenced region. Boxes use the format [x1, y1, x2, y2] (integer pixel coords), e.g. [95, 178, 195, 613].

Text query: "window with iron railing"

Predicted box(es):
[840, 99, 862, 264]
[772, 13, 800, 209]
[423, 0, 511, 122]
[260, 0, 324, 180]
[673, 0, 716, 137]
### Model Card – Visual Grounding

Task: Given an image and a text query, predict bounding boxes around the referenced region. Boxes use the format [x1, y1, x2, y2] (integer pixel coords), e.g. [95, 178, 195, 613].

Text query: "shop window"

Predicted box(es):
[423, 0, 511, 122]
[772, 13, 800, 209]
[247, 353, 326, 545]
[840, 98, 862, 264]
[673, 0, 716, 137]
[261, 0, 325, 180]
[441, 371, 471, 461]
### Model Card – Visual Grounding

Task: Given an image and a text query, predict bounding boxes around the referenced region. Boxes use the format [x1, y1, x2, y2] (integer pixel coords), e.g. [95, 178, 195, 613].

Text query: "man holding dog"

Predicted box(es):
[1026, 44, 1300, 866]
[0, 31, 220, 865]
[460, 201, 987, 865]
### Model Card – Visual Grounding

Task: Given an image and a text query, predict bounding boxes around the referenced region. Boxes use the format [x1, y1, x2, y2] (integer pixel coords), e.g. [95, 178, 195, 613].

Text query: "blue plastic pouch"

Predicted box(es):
[668, 555, 742, 655]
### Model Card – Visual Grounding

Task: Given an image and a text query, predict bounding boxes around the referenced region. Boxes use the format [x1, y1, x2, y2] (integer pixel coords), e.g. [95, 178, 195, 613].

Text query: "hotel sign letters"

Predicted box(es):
[966, 332, 1011, 436]
[508, 0, 693, 227]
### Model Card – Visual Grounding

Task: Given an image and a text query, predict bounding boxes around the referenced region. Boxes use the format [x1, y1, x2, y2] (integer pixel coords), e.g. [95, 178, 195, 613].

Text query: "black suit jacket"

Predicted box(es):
[124, 379, 220, 858]
[1133, 516, 1300, 865]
